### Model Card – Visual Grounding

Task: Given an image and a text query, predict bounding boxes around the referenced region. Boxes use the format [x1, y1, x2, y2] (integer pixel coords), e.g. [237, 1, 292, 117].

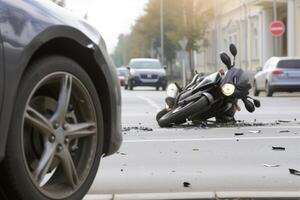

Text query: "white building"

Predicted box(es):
[195, 0, 300, 73]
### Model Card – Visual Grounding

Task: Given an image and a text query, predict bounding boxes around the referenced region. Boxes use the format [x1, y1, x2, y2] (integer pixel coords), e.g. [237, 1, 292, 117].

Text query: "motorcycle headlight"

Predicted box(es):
[221, 83, 235, 96]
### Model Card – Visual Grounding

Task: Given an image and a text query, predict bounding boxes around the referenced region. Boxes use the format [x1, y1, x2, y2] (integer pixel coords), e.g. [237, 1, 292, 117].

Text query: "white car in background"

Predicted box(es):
[253, 57, 300, 97]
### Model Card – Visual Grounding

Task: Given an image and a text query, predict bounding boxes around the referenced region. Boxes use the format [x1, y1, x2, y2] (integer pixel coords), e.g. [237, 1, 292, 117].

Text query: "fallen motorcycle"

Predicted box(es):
[156, 44, 261, 127]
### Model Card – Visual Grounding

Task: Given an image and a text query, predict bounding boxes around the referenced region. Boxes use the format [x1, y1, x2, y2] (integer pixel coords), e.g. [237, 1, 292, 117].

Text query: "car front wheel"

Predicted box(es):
[253, 80, 260, 96]
[266, 82, 273, 97]
[0, 56, 104, 200]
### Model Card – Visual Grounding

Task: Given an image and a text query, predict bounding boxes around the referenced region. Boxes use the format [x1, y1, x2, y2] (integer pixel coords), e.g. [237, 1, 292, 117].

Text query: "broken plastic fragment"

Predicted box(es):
[289, 168, 300, 176]
[272, 146, 286, 151]
[278, 120, 291, 123]
[279, 130, 290, 133]
[235, 132, 244, 136]
[183, 182, 191, 187]
[263, 164, 280, 168]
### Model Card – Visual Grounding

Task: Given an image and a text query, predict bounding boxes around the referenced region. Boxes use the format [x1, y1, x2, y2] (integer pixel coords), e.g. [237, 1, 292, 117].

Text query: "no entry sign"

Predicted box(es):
[270, 21, 285, 37]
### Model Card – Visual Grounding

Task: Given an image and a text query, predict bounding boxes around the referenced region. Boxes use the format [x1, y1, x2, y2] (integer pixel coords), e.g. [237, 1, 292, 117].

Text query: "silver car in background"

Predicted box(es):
[253, 57, 300, 97]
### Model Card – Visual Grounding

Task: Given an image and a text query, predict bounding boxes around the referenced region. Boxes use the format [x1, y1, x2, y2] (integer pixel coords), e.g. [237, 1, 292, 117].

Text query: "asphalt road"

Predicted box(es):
[87, 87, 300, 199]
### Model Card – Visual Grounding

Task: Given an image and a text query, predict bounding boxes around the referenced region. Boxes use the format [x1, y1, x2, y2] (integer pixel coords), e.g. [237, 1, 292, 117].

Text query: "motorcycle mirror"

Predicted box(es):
[220, 52, 232, 70]
[243, 99, 255, 113]
[253, 99, 261, 108]
[229, 44, 237, 57]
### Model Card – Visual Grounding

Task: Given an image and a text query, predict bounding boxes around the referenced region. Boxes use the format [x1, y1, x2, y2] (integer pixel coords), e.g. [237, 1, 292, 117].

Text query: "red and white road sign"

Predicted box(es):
[270, 21, 285, 37]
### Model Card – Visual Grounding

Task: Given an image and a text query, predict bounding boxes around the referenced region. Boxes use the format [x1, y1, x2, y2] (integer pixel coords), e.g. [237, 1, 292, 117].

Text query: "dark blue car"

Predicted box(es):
[127, 58, 167, 90]
[0, 1, 122, 199]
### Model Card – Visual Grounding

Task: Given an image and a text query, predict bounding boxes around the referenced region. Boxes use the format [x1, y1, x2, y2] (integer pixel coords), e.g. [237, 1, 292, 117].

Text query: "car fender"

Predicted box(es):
[0, 25, 121, 162]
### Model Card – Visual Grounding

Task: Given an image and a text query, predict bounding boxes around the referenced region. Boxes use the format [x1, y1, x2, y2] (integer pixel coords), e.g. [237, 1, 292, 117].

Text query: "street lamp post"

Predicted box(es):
[160, 0, 164, 65]
[179, 38, 188, 86]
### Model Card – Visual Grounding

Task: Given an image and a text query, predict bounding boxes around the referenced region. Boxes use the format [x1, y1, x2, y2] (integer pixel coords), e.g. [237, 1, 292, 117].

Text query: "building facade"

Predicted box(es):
[195, 0, 300, 73]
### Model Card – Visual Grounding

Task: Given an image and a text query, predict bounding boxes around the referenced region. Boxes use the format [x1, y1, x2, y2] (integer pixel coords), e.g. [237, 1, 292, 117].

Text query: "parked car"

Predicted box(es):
[253, 57, 300, 97]
[0, 1, 122, 200]
[117, 67, 129, 89]
[127, 58, 167, 90]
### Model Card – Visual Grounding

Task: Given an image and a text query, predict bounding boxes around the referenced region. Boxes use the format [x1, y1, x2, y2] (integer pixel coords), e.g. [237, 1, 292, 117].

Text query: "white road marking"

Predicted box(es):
[138, 95, 161, 112]
[124, 135, 300, 143]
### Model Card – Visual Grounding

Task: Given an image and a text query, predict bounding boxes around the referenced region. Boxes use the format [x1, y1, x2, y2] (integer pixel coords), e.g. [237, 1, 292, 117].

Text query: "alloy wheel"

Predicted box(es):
[22, 72, 98, 199]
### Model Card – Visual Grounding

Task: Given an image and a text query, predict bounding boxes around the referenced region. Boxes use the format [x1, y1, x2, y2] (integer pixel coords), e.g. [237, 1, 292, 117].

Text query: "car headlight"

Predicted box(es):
[221, 83, 235, 96]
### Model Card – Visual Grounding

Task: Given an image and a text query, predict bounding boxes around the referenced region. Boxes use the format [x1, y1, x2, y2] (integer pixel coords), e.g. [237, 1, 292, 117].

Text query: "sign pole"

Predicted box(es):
[273, 0, 278, 56]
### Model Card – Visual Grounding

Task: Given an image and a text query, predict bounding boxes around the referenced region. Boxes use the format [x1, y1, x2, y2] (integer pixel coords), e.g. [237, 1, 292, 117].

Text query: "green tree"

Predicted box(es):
[112, 0, 213, 77]
[50, 0, 65, 7]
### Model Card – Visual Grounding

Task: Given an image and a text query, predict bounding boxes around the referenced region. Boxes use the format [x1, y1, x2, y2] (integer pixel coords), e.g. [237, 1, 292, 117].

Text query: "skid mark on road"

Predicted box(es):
[124, 135, 300, 143]
[138, 95, 161, 112]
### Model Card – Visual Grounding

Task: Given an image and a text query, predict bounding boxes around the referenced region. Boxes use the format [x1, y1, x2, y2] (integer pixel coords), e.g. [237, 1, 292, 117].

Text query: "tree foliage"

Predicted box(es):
[49, 0, 65, 7]
[112, 0, 212, 74]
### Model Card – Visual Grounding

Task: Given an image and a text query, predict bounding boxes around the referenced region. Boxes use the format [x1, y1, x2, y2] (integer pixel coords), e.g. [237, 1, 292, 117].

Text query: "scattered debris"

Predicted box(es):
[294, 118, 297, 121]
[235, 132, 244, 136]
[264, 164, 280, 168]
[279, 130, 290, 133]
[192, 149, 199, 151]
[248, 130, 261, 134]
[236, 139, 240, 142]
[183, 182, 191, 187]
[142, 127, 153, 131]
[289, 168, 300, 176]
[171, 170, 176, 173]
[277, 120, 291, 123]
[171, 119, 296, 129]
[272, 146, 286, 151]
[120, 169, 124, 172]
[122, 126, 153, 132]
[120, 152, 127, 156]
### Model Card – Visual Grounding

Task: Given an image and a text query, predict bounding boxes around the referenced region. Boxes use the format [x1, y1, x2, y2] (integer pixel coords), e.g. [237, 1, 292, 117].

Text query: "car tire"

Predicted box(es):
[124, 85, 128, 90]
[156, 86, 160, 91]
[266, 82, 273, 97]
[253, 80, 260, 96]
[162, 86, 166, 91]
[0, 55, 104, 200]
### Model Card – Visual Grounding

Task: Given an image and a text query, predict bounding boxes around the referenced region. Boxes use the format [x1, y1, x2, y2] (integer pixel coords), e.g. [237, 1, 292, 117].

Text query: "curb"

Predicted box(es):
[85, 191, 300, 200]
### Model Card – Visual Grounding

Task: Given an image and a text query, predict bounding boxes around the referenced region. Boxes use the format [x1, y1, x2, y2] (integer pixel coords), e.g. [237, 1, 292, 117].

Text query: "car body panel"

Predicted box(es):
[254, 57, 300, 91]
[0, 0, 122, 162]
[0, 29, 4, 121]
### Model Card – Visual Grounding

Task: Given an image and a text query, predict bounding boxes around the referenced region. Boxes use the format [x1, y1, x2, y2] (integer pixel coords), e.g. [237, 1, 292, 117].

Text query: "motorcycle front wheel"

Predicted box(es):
[157, 96, 210, 127]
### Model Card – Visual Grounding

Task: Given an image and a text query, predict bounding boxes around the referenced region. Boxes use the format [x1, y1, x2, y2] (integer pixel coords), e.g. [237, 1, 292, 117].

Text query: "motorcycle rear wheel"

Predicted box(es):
[158, 96, 210, 127]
